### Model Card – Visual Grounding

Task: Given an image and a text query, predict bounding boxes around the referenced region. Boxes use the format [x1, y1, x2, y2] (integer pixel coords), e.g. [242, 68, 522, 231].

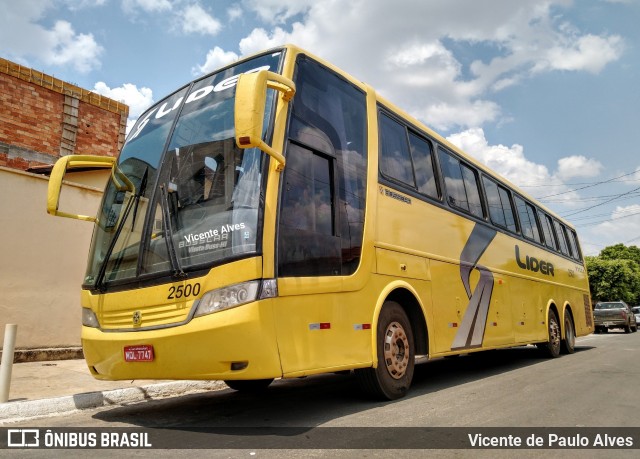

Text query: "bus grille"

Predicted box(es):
[98, 303, 192, 330]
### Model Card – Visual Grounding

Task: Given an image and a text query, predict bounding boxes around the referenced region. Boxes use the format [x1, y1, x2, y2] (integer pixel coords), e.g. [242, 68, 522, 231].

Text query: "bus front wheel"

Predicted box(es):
[355, 301, 415, 400]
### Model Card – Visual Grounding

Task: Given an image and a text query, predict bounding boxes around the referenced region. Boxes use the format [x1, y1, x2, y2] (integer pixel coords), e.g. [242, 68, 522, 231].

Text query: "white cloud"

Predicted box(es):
[242, 0, 314, 24]
[536, 34, 624, 74]
[122, 0, 172, 14]
[556, 155, 604, 181]
[180, 4, 222, 36]
[235, 0, 624, 131]
[46, 21, 104, 73]
[417, 101, 501, 133]
[238, 27, 295, 55]
[64, 0, 108, 10]
[228, 5, 243, 22]
[0, 3, 103, 73]
[589, 204, 640, 251]
[447, 128, 553, 192]
[93, 81, 154, 132]
[193, 46, 239, 75]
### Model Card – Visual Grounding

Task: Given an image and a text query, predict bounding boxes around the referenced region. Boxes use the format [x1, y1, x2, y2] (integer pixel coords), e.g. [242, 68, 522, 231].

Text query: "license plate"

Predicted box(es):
[124, 345, 154, 362]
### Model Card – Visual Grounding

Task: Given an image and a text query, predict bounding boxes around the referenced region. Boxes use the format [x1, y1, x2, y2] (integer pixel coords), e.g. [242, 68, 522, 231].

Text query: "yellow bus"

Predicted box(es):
[47, 44, 593, 400]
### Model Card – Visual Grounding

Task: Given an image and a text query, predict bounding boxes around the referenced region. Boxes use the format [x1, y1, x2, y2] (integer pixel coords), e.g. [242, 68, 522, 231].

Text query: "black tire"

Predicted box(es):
[538, 309, 561, 358]
[355, 301, 415, 400]
[224, 378, 274, 392]
[561, 311, 576, 354]
[625, 322, 631, 333]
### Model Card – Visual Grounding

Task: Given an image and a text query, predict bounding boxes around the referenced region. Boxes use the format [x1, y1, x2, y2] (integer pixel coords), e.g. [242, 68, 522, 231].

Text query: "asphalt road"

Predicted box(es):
[4, 331, 640, 458]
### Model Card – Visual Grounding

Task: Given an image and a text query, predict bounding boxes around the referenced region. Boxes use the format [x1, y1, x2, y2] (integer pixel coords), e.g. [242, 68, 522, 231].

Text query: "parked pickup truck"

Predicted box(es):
[594, 301, 638, 333]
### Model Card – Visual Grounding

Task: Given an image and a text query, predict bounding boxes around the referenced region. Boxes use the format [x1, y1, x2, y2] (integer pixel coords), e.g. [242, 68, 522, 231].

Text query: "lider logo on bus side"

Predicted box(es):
[515, 245, 555, 276]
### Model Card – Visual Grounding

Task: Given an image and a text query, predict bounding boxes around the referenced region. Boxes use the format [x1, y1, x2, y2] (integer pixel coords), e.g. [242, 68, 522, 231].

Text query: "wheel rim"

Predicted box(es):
[549, 316, 561, 350]
[383, 321, 410, 379]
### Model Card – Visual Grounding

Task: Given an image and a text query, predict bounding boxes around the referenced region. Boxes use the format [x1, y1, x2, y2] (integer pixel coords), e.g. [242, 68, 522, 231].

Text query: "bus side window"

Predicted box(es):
[514, 195, 541, 243]
[553, 219, 570, 256]
[408, 132, 439, 199]
[439, 149, 483, 218]
[568, 229, 583, 261]
[539, 212, 558, 251]
[280, 55, 368, 277]
[483, 176, 516, 232]
[379, 113, 415, 186]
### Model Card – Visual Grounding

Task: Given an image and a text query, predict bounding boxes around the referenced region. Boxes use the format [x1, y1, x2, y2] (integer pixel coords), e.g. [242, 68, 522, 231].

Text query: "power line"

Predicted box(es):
[518, 170, 640, 188]
[541, 191, 640, 204]
[570, 206, 640, 222]
[574, 209, 640, 228]
[538, 170, 639, 199]
[561, 184, 640, 218]
[520, 177, 640, 187]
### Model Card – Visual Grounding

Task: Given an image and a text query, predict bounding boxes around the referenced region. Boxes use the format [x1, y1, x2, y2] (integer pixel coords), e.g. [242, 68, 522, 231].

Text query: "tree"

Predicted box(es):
[586, 254, 640, 304]
[599, 243, 640, 266]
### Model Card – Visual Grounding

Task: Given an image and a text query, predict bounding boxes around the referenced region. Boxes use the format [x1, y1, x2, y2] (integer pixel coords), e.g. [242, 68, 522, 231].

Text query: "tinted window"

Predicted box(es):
[379, 114, 414, 186]
[539, 212, 557, 250]
[553, 220, 570, 255]
[280, 56, 367, 277]
[568, 229, 582, 261]
[514, 196, 541, 243]
[483, 177, 516, 232]
[439, 149, 483, 218]
[408, 132, 439, 198]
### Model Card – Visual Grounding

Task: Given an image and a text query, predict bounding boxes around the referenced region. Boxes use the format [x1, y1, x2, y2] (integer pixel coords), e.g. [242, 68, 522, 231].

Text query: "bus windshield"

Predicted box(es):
[84, 51, 283, 290]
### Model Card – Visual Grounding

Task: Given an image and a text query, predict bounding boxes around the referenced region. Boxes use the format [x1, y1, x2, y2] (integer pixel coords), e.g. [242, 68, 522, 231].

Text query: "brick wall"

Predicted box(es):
[75, 100, 124, 158]
[0, 57, 128, 170]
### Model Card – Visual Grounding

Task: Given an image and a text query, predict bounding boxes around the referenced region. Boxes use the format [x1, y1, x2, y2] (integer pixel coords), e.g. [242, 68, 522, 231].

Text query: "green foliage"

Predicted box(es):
[586, 244, 640, 304]
[599, 243, 640, 266]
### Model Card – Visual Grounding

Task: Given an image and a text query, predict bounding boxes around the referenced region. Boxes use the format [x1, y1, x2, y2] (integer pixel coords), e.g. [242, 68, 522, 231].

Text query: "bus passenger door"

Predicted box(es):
[271, 54, 370, 376]
[273, 142, 369, 375]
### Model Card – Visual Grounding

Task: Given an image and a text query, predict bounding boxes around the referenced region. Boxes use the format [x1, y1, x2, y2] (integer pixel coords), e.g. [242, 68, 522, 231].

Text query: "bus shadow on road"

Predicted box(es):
[91, 343, 595, 432]
[410, 344, 594, 394]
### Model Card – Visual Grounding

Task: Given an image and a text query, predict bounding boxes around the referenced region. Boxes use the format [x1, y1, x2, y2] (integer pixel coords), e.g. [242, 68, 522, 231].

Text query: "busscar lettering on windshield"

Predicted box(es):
[128, 65, 271, 142]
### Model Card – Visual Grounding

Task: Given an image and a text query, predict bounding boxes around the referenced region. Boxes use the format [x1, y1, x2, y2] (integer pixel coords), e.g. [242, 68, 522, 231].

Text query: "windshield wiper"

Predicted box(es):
[131, 166, 149, 230]
[94, 196, 135, 292]
[160, 183, 186, 278]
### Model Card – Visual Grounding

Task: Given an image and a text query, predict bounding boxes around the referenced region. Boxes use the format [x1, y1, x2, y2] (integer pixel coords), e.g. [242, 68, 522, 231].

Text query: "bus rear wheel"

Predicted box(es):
[537, 310, 561, 358]
[355, 301, 415, 400]
[561, 311, 576, 354]
[224, 379, 274, 392]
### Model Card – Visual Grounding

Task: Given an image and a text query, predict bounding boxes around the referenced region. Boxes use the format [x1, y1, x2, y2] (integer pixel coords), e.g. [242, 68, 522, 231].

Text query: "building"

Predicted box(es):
[0, 57, 128, 170]
[0, 57, 129, 356]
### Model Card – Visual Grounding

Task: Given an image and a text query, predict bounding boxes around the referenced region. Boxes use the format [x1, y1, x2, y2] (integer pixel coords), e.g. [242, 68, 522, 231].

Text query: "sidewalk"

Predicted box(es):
[0, 358, 227, 424]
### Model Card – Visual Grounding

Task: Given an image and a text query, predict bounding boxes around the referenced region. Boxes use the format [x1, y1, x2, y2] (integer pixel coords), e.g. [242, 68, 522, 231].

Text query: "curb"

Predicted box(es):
[0, 380, 228, 424]
[0, 347, 84, 364]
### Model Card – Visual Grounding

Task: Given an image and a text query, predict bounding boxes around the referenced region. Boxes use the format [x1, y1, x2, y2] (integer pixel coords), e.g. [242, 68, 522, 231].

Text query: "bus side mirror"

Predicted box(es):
[234, 70, 296, 172]
[47, 155, 131, 223]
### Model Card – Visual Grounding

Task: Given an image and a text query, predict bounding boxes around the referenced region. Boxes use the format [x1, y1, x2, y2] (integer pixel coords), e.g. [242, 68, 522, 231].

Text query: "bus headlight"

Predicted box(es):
[82, 307, 100, 328]
[194, 280, 262, 317]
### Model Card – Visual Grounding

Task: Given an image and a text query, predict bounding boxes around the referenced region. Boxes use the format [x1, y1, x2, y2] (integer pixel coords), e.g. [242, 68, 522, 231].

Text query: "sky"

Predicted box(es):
[1, 0, 639, 256]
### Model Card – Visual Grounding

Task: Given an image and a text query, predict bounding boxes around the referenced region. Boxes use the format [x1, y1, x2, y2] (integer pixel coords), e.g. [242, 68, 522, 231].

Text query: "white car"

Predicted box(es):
[633, 306, 640, 326]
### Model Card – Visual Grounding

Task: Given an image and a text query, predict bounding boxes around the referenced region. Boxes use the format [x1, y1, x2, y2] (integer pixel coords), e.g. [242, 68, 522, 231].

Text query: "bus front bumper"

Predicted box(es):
[82, 301, 282, 381]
